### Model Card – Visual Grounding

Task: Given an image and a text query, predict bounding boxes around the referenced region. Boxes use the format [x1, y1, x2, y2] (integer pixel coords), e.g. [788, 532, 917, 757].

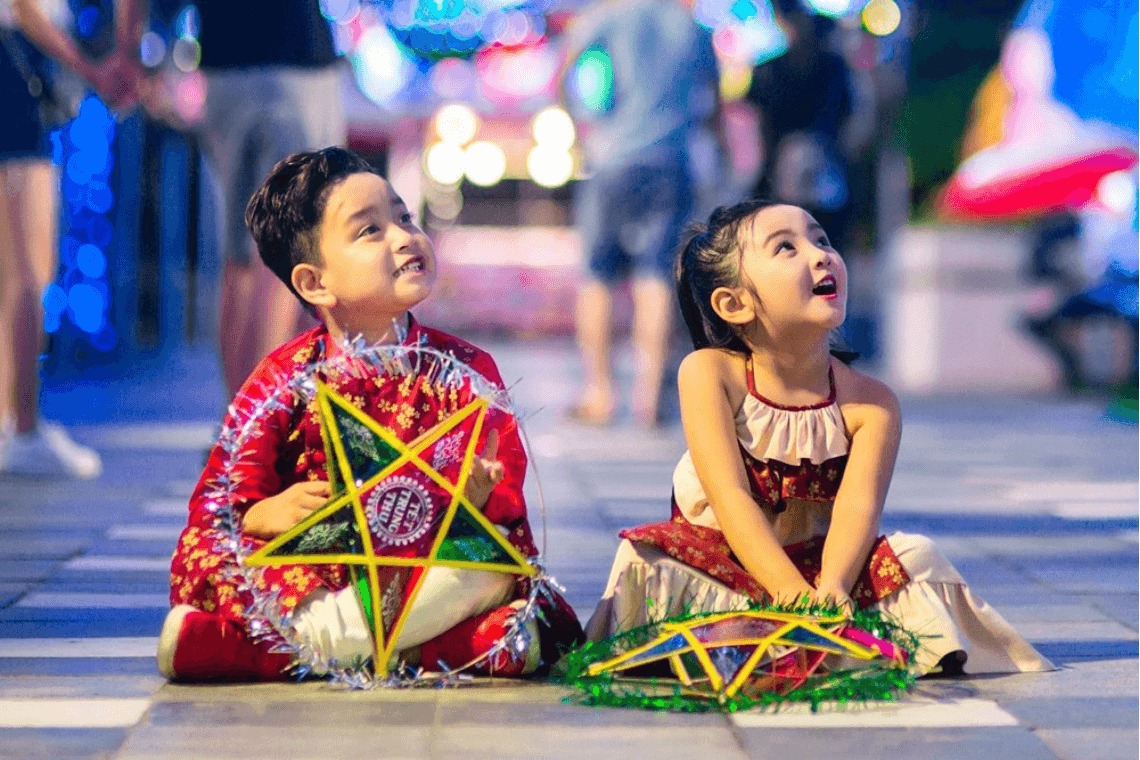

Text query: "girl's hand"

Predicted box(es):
[243, 481, 331, 539]
[810, 582, 854, 615]
[464, 429, 504, 511]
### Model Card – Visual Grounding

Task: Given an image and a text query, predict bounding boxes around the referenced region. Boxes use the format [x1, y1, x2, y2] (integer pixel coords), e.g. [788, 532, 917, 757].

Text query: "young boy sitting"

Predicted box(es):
[158, 147, 584, 681]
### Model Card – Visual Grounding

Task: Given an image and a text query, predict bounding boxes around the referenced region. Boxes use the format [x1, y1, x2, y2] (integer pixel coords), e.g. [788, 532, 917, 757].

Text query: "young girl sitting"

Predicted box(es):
[586, 199, 1052, 676]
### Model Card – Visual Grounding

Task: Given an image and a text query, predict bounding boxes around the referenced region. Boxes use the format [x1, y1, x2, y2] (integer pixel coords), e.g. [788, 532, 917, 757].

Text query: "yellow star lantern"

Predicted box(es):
[584, 610, 907, 701]
[246, 381, 536, 677]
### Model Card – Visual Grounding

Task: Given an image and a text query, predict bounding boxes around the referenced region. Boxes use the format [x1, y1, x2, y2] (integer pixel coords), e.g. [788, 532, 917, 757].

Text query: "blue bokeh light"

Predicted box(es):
[49, 93, 118, 351]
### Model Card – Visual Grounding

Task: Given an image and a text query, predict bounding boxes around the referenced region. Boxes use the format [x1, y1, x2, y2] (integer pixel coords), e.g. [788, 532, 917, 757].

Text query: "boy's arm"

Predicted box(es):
[185, 362, 296, 530]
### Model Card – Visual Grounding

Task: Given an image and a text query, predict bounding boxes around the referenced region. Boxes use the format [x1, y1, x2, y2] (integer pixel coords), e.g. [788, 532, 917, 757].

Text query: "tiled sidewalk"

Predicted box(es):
[0, 339, 1136, 759]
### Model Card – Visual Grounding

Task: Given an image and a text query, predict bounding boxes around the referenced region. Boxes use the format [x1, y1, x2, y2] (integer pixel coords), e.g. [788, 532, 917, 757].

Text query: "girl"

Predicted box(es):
[586, 199, 1052, 676]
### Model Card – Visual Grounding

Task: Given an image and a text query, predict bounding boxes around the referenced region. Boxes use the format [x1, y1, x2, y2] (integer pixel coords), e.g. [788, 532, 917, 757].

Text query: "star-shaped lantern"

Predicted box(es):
[584, 610, 907, 702]
[246, 381, 535, 677]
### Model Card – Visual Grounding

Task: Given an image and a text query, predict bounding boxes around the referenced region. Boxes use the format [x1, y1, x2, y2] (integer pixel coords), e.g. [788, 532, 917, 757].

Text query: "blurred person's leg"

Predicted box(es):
[630, 277, 673, 427]
[629, 160, 691, 427]
[205, 67, 345, 396]
[0, 159, 100, 477]
[571, 166, 627, 425]
[574, 278, 615, 423]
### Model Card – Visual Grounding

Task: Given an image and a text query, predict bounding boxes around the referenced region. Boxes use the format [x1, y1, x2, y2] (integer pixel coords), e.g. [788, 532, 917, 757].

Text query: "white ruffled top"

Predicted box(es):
[673, 362, 849, 531]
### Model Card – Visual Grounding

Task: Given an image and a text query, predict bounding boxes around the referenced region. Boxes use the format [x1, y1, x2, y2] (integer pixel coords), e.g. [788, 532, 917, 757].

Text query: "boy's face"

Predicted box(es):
[310, 172, 435, 323]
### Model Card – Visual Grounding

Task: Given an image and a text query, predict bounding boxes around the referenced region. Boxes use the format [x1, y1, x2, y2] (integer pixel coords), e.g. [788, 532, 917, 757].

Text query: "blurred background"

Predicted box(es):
[10, 0, 1139, 428]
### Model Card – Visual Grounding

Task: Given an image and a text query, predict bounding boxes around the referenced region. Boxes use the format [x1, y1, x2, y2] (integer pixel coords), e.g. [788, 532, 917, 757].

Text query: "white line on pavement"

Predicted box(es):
[731, 697, 1019, 728]
[0, 637, 158, 658]
[0, 698, 151, 727]
[105, 525, 184, 541]
[143, 499, 188, 516]
[16, 593, 169, 609]
[63, 557, 171, 572]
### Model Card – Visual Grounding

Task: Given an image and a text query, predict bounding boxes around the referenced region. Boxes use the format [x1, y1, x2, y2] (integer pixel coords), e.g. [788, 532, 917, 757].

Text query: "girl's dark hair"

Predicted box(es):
[245, 146, 383, 301]
[674, 197, 860, 363]
[675, 198, 778, 354]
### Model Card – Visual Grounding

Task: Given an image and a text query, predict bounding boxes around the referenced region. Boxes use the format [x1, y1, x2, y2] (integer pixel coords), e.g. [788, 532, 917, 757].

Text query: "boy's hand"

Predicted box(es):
[464, 429, 504, 511]
[243, 481, 330, 540]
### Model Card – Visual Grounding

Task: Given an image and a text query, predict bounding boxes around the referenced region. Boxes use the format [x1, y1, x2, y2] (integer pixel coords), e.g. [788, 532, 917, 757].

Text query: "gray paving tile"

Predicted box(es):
[1036, 728, 1140, 760]
[0, 561, 61, 583]
[997, 604, 1114, 624]
[431, 725, 747, 760]
[0, 728, 127, 760]
[117, 724, 432, 759]
[1001, 696, 1138, 729]
[145, 699, 436, 726]
[965, 658, 1138, 700]
[437, 699, 725, 728]
[733, 727, 1059, 760]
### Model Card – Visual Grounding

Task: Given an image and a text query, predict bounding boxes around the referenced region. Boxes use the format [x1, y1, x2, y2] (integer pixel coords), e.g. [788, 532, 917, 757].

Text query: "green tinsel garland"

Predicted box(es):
[557, 600, 924, 713]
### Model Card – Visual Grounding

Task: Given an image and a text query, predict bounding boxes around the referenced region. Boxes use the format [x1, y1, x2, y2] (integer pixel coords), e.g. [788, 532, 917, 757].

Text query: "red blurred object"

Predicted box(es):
[940, 144, 1138, 220]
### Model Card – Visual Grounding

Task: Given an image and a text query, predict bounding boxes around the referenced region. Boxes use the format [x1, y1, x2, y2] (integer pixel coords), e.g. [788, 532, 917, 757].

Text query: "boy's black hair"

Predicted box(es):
[245, 146, 384, 301]
[675, 197, 859, 363]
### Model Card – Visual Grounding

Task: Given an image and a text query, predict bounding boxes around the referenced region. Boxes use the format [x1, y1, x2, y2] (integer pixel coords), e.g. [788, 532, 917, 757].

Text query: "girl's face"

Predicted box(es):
[735, 204, 847, 338]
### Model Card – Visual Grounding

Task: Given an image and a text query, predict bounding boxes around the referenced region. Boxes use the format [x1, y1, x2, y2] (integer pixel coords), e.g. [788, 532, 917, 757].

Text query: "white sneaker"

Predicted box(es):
[0, 421, 103, 479]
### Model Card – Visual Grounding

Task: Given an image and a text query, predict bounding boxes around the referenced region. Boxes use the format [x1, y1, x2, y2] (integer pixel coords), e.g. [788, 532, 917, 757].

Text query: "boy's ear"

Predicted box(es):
[291, 263, 335, 309]
[709, 285, 755, 326]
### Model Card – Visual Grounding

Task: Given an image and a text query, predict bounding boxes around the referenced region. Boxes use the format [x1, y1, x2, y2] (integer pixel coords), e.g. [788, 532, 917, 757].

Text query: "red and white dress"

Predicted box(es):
[586, 366, 1052, 675]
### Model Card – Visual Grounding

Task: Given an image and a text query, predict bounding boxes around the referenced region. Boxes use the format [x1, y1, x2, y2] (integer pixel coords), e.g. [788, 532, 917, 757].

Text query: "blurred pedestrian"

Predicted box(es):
[119, 0, 348, 396]
[561, 0, 723, 428]
[745, 0, 853, 249]
[15, 0, 348, 398]
[0, 0, 102, 478]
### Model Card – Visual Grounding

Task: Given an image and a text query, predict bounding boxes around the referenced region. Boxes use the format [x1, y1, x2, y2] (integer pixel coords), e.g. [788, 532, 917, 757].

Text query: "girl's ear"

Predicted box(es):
[291, 263, 336, 309]
[709, 285, 755, 326]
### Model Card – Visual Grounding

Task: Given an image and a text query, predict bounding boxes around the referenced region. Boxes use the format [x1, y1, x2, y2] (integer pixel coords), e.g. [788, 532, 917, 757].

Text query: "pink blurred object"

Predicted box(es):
[941, 143, 1137, 219]
[839, 626, 907, 664]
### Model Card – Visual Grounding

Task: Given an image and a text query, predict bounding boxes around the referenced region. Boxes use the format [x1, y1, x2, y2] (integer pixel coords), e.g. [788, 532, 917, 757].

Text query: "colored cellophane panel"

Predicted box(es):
[330, 404, 402, 484]
[275, 502, 363, 556]
[414, 408, 480, 488]
[370, 564, 423, 648]
[435, 504, 516, 564]
[778, 625, 849, 655]
[358, 462, 451, 557]
[738, 648, 830, 697]
[707, 645, 759, 684]
[688, 617, 782, 647]
[611, 633, 691, 671]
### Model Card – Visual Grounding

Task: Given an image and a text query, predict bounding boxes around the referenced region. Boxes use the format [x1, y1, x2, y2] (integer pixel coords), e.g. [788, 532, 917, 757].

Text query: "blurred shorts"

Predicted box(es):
[198, 64, 346, 264]
[574, 158, 694, 284]
[0, 32, 50, 162]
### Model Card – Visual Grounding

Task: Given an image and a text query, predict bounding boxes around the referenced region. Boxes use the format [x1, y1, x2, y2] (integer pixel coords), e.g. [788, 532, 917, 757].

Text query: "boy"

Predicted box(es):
[158, 148, 583, 681]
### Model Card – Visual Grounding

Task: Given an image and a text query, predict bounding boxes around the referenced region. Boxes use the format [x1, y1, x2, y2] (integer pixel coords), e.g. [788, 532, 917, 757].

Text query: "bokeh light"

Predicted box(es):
[526, 146, 574, 188]
[862, 0, 901, 37]
[352, 25, 413, 106]
[463, 141, 507, 187]
[531, 106, 575, 150]
[425, 142, 466, 185]
[572, 47, 614, 114]
[808, 0, 860, 17]
[1098, 171, 1138, 216]
[47, 94, 117, 351]
[172, 37, 202, 72]
[434, 103, 479, 146]
[139, 31, 166, 68]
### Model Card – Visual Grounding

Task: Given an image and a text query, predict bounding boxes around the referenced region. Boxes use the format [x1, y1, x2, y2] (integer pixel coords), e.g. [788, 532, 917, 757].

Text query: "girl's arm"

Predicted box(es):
[679, 351, 814, 602]
[816, 375, 902, 604]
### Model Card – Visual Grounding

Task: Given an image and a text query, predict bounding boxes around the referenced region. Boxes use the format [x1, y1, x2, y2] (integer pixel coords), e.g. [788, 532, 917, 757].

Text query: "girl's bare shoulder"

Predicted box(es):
[832, 361, 901, 436]
[678, 349, 749, 409]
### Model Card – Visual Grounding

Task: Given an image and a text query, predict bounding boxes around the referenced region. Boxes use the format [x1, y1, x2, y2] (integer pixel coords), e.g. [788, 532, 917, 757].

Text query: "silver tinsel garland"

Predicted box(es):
[198, 326, 563, 689]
